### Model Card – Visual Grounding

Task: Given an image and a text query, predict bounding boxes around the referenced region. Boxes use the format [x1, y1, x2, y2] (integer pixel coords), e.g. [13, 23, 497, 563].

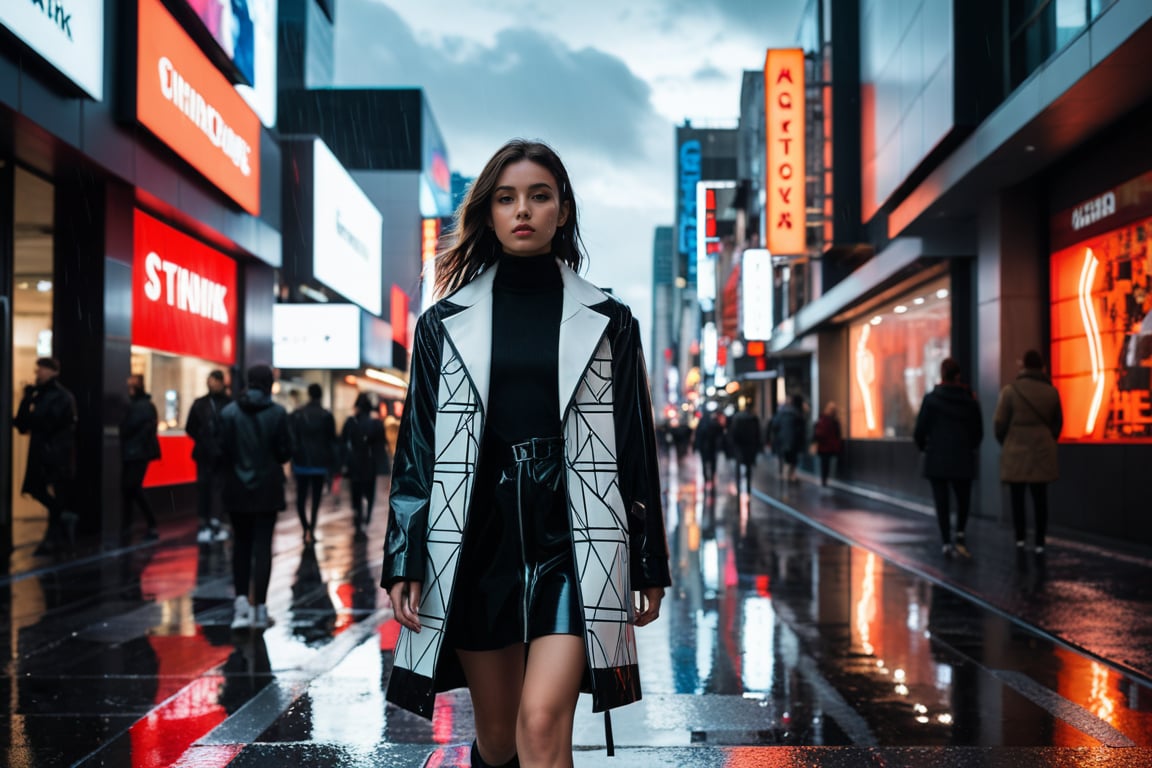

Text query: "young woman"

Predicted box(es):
[382, 139, 670, 768]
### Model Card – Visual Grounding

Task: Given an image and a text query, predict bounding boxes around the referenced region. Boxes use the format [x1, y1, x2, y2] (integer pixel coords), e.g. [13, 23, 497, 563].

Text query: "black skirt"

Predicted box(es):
[446, 432, 583, 651]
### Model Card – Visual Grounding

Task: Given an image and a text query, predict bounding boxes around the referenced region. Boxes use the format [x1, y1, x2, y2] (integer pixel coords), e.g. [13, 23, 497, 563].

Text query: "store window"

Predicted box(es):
[1050, 213, 1152, 441]
[10, 168, 54, 545]
[1008, 0, 1118, 91]
[847, 276, 952, 439]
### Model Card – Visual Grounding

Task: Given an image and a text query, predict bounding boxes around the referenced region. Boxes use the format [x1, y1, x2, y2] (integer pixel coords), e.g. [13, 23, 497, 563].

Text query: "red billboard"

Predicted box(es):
[136, 0, 261, 215]
[132, 210, 238, 364]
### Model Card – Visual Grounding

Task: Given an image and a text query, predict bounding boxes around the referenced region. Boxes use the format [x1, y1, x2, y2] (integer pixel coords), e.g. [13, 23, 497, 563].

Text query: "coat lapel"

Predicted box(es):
[557, 261, 610, 419]
[439, 260, 609, 420]
[440, 267, 497, 413]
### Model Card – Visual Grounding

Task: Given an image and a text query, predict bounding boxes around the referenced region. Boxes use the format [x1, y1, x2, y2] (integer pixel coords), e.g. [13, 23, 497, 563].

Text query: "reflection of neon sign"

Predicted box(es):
[854, 552, 877, 656]
[855, 324, 877, 431]
[1078, 249, 1104, 434]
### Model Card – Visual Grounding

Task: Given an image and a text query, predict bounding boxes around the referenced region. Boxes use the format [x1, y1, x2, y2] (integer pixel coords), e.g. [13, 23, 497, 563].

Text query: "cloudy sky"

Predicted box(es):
[333, 0, 805, 338]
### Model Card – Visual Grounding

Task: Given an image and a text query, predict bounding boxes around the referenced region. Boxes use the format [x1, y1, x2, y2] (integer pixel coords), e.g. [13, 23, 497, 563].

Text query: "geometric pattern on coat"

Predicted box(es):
[565, 335, 638, 676]
[393, 339, 478, 685]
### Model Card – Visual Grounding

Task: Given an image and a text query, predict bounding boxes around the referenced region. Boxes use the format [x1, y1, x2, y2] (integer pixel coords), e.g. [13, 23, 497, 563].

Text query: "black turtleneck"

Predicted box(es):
[488, 253, 563, 443]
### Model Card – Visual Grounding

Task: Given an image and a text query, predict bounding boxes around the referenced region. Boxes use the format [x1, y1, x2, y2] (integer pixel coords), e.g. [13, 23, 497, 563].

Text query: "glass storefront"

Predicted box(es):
[130, 348, 232, 433]
[1050, 212, 1152, 441]
[847, 276, 952, 439]
[9, 167, 54, 549]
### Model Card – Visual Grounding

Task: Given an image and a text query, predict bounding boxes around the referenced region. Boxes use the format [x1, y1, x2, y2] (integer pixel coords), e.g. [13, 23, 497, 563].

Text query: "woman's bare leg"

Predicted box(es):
[518, 634, 585, 767]
[457, 645, 524, 765]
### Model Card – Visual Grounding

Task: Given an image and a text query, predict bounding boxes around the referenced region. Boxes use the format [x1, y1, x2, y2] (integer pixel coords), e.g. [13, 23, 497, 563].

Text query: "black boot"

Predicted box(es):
[470, 740, 519, 768]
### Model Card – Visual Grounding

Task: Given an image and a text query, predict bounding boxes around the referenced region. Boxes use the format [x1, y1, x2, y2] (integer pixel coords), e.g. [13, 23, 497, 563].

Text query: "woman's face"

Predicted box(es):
[488, 159, 569, 257]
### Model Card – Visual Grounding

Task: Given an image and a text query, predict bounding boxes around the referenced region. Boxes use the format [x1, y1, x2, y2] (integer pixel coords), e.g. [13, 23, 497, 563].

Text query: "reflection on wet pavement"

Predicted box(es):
[3, 460, 1152, 766]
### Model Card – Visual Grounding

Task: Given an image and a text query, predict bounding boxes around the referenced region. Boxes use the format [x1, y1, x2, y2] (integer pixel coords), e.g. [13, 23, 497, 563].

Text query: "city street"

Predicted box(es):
[3, 454, 1151, 767]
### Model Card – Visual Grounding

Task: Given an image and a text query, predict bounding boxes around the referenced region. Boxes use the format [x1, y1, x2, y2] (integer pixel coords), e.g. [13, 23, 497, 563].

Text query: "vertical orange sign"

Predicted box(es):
[764, 49, 806, 255]
[136, 0, 261, 215]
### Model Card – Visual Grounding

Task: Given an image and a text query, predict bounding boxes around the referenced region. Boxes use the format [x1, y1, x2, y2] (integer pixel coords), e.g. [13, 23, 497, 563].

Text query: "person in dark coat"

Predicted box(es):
[993, 349, 1063, 555]
[728, 404, 763, 494]
[913, 358, 984, 557]
[120, 375, 163, 542]
[219, 364, 293, 630]
[693, 410, 725, 488]
[186, 369, 232, 543]
[14, 357, 77, 556]
[811, 401, 844, 487]
[289, 383, 337, 543]
[770, 394, 807, 482]
[341, 392, 388, 541]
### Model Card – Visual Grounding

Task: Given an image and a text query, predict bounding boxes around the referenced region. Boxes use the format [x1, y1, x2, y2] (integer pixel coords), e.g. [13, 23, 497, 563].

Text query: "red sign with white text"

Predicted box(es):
[136, 0, 261, 215]
[764, 48, 806, 255]
[132, 210, 238, 364]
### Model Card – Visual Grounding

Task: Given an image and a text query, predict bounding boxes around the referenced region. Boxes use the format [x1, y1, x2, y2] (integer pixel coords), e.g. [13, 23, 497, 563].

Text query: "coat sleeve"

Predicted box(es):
[913, 396, 930, 451]
[611, 311, 671, 590]
[993, 387, 1012, 444]
[381, 312, 443, 590]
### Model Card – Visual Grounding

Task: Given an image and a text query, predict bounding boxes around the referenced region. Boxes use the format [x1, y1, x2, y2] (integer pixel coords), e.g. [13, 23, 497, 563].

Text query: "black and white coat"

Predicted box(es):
[381, 259, 671, 719]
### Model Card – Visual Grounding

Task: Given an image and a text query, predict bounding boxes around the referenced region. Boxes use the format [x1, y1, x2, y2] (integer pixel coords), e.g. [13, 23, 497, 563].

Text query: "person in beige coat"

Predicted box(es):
[993, 349, 1063, 554]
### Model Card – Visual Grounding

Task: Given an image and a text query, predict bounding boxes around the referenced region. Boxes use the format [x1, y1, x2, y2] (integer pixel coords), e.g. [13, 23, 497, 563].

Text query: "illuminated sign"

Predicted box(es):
[273, 304, 361, 369]
[421, 218, 440, 264]
[313, 139, 383, 315]
[132, 210, 238, 364]
[741, 249, 774, 341]
[1, 1, 105, 100]
[136, 0, 261, 215]
[179, 0, 278, 127]
[764, 49, 806, 255]
[677, 140, 702, 282]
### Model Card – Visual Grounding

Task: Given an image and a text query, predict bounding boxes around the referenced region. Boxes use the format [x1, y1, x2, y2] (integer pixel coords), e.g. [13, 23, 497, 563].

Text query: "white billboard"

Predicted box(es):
[312, 139, 383, 316]
[273, 303, 361, 369]
[1, 1, 105, 100]
[741, 249, 774, 341]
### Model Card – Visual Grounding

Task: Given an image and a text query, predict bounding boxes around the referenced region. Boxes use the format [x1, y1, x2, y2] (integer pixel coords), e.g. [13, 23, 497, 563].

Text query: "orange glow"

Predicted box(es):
[136, 0, 261, 215]
[746, 340, 765, 356]
[852, 551, 879, 656]
[1051, 214, 1152, 441]
[764, 49, 806, 255]
[854, 323, 877, 433]
[421, 218, 440, 263]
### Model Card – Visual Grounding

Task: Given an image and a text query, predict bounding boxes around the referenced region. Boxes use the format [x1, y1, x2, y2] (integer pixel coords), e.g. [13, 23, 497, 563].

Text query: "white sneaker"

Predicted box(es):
[231, 595, 253, 630]
[213, 526, 230, 542]
[196, 527, 213, 543]
[251, 604, 273, 629]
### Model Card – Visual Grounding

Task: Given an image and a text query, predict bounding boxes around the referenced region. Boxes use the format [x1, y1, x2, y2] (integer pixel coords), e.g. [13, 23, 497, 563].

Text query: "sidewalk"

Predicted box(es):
[751, 461, 1152, 685]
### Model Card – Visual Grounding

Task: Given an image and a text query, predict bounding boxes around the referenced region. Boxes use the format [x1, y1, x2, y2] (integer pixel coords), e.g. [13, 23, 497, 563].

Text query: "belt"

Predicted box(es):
[510, 436, 565, 463]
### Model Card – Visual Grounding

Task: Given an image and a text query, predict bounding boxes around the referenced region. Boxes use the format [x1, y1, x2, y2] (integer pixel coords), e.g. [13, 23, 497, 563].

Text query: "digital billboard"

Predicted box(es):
[180, 0, 278, 126]
[0, 1, 105, 99]
[273, 304, 361, 370]
[313, 139, 384, 316]
[136, 0, 262, 215]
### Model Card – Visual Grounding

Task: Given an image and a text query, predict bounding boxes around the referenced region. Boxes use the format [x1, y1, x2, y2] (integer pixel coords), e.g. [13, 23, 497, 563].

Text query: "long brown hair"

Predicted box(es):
[433, 139, 585, 298]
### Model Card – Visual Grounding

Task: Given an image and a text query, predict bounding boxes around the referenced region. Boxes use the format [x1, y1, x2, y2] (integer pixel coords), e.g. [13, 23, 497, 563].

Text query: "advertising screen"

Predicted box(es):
[0, 1, 105, 99]
[273, 304, 361, 369]
[180, 0, 278, 126]
[131, 210, 238, 364]
[1050, 214, 1152, 442]
[313, 139, 384, 316]
[741, 249, 774, 341]
[136, 0, 262, 215]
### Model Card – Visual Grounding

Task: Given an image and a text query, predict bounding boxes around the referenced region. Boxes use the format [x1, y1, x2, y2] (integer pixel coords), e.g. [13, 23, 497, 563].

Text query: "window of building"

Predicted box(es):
[1009, 0, 1118, 90]
[847, 276, 952, 439]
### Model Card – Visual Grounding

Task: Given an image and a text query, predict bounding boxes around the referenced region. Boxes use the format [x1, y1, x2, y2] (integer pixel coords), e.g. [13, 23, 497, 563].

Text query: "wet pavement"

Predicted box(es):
[2, 457, 1151, 766]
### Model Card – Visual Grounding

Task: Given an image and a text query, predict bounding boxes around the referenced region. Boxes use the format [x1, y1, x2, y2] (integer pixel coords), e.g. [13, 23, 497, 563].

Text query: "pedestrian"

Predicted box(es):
[693, 410, 725, 488]
[728, 403, 763, 494]
[341, 393, 388, 542]
[994, 349, 1063, 555]
[120, 374, 162, 542]
[289, 383, 337, 543]
[219, 364, 293, 630]
[382, 139, 670, 768]
[14, 357, 78, 556]
[811, 401, 844, 487]
[186, 369, 232, 543]
[913, 359, 983, 557]
[769, 394, 807, 482]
